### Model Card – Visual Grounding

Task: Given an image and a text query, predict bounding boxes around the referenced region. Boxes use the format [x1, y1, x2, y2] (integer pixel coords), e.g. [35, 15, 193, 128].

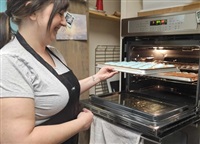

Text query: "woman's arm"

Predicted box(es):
[79, 66, 118, 94]
[1, 98, 93, 144]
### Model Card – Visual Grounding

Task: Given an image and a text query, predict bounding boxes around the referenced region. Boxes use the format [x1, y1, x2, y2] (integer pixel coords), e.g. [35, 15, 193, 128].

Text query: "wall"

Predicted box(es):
[0, 0, 6, 11]
[142, 0, 199, 11]
[138, 1, 200, 17]
[121, 0, 142, 19]
[0, 0, 18, 30]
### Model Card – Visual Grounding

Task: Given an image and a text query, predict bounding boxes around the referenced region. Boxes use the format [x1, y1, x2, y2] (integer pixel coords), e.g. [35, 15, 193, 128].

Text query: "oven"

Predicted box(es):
[81, 10, 200, 143]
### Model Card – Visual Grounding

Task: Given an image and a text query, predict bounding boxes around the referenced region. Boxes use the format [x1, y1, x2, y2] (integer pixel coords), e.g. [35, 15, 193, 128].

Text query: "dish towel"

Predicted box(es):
[90, 116, 143, 144]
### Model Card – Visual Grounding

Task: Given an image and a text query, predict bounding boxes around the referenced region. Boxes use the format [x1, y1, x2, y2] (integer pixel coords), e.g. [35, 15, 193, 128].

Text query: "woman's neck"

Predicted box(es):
[18, 29, 47, 54]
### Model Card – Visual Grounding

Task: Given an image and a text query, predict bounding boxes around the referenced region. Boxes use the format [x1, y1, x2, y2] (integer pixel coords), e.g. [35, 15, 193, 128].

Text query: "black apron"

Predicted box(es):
[16, 32, 81, 144]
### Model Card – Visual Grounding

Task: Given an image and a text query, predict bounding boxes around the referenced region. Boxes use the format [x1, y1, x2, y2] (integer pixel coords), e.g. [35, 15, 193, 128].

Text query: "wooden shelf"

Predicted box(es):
[89, 10, 120, 22]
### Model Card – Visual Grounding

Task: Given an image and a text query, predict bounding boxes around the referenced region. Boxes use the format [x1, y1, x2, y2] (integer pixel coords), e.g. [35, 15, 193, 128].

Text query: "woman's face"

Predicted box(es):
[35, 3, 67, 44]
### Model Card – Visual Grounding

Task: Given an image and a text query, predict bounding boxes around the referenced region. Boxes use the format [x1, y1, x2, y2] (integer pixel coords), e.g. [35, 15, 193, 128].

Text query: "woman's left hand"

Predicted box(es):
[94, 66, 118, 82]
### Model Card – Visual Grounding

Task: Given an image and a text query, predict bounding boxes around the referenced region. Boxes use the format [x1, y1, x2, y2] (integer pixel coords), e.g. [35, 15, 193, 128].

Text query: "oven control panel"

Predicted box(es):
[127, 11, 199, 33]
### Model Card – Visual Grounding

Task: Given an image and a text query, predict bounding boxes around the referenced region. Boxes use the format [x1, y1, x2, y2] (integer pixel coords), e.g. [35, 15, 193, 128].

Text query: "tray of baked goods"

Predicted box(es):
[150, 72, 198, 82]
[97, 61, 179, 75]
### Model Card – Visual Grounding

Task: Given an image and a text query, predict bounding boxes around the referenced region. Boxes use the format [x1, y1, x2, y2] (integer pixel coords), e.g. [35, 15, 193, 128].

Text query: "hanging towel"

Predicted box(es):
[90, 116, 142, 144]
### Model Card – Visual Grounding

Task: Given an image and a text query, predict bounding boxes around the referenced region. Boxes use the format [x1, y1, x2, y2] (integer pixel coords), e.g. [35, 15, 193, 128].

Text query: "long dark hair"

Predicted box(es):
[0, 0, 69, 49]
[0, 12, 11, 49]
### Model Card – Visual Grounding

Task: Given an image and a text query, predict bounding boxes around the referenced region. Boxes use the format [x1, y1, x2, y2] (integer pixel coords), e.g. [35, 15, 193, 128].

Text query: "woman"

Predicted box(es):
[0, 0, 118, 143]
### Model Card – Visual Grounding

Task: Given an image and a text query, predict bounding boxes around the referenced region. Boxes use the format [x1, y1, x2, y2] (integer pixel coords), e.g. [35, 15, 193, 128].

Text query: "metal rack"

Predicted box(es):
[94, 45, 120, 95]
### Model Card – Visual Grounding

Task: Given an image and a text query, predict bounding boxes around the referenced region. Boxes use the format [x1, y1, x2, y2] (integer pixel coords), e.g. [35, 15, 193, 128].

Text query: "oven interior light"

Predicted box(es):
[153, 47, 164, 50]
[154, 126, 160, 130]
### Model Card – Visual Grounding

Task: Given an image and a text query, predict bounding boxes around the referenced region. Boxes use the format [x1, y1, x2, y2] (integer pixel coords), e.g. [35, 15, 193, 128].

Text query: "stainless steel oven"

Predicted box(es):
[81, 10, 200, 143]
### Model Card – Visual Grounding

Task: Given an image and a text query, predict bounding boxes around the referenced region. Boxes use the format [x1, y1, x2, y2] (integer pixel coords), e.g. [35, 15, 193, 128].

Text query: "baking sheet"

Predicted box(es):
[149, 72, 198, 82]
[97, 62, 179, 75]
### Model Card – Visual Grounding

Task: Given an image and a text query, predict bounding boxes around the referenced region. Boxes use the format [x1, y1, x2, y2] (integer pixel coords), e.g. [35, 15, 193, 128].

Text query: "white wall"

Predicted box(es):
[121, 0, 142, 19]
[142, 0, 198, 11]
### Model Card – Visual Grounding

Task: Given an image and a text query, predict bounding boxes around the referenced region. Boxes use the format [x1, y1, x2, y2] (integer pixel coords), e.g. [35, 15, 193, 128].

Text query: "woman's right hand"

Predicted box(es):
[77, 108, 94, 131]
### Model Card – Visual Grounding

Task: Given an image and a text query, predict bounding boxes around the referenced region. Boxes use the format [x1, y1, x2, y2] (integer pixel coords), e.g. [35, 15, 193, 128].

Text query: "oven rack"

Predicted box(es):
[97, 62, 198, 82]
[149, 72, 198, 82]
[94, 45, 120, 95]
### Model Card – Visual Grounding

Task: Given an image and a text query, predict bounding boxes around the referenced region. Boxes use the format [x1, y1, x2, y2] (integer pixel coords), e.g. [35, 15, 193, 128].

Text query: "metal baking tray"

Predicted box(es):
[149, 72, 198, 82]
[89, 92, 195, 122]
[97, 62, 179, 75]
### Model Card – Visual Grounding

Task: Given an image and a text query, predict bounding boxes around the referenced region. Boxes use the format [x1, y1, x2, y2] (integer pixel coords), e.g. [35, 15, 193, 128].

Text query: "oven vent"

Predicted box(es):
[108, 115, 116, 121]
[94, 45, 120, 95]
[116, 117, 129, 125]
[90, 108, 98, 114]
[99, 111, 108, 117]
